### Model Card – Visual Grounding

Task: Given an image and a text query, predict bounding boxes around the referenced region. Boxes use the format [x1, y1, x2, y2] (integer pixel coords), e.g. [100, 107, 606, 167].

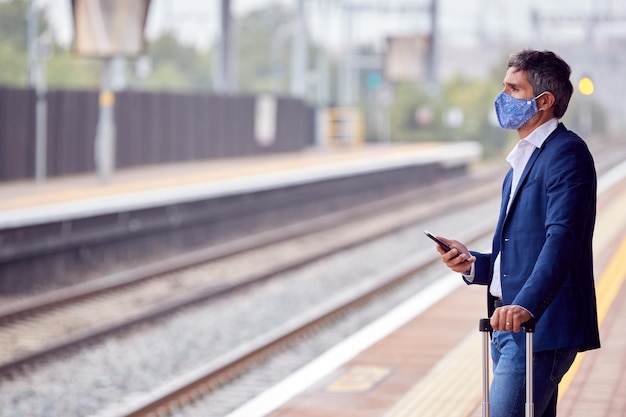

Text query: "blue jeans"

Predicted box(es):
[490, 330, 577, 417]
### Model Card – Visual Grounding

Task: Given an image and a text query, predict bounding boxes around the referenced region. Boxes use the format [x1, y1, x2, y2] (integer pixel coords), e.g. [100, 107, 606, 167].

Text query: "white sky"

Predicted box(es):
[37, 0, 624, 53]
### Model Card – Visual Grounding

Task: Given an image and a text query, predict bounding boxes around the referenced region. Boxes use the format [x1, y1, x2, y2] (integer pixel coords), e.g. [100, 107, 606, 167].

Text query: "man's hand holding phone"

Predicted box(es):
[424, 231, 475, 274]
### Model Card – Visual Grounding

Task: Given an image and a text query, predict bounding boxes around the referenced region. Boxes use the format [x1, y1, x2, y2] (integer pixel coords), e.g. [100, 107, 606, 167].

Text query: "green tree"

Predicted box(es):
[46, 50, 101, 89]
[440, 73, 510, 157]
[0, 0, 35, 86]
[0, 2, 297, 95]
[236, 5, 293, 93]
[143, 32, 213, 92]
[143, 60, 191, 90]
[0, 0, 31, 49]
[0, 0, 98, 88]
[0, 40, 27, 85]
[388, 82, 439, 142]
[386, 68, 514, 158]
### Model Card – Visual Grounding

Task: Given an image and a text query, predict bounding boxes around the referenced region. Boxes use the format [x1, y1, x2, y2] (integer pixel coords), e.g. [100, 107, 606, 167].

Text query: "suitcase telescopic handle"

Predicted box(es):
[478, 318, 537, 417]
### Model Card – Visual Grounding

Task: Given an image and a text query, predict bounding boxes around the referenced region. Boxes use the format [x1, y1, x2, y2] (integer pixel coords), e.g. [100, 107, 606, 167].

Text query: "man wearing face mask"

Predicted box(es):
[432, 49, 601, 417]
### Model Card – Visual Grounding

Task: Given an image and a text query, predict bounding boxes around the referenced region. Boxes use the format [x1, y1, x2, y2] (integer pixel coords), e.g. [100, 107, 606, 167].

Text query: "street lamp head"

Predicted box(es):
[71, 0, 151, 58]
[578, 76, 594, 96]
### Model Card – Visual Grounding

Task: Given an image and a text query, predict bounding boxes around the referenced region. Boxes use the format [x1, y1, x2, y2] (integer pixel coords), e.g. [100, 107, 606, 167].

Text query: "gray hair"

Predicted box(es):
[507, 50, 574, 118]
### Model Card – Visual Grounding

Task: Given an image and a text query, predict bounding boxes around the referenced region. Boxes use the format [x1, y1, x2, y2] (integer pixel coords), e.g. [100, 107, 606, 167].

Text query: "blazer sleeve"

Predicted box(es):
[463, 251, 492, 286]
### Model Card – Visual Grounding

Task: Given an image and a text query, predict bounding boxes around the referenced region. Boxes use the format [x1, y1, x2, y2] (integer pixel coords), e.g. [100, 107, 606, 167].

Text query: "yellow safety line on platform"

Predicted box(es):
[558, 232, 626, 401]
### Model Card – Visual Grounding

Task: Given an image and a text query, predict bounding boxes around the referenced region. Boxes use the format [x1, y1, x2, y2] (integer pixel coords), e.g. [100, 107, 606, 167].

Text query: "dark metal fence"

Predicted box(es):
[0, 86, 315, 181]
[0, 87, 36, 180]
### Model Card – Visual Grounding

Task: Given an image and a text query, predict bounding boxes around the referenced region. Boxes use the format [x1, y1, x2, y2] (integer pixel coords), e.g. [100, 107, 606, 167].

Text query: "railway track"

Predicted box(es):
[103, 223, 495, 417]
[0, 163, 505, 374]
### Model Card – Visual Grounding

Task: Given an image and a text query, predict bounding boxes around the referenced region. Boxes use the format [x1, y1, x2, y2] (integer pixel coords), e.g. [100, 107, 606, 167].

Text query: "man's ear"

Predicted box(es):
[539, 92, 556, 112]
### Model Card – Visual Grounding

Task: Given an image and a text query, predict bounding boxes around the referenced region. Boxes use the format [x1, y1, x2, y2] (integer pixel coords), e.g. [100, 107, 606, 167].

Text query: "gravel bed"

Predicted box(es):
[0, 199, 498, 417]
[170, 259, 460, 417]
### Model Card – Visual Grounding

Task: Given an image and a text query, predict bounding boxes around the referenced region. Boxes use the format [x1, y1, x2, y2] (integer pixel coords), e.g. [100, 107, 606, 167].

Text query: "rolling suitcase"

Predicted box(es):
[479, 318, 536, 417]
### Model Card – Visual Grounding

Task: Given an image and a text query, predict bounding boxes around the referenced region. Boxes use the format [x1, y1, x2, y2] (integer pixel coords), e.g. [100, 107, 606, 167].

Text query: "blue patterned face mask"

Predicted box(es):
[494, 91, 546, 130]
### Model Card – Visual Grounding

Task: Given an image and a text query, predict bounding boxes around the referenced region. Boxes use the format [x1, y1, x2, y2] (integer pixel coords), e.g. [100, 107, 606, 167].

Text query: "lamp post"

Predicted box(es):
[215, 0, 234, 93]
[71, 0, 151, 183]
[33, 33, 51, 183]
[27, 1, 51, 182]
[578, 76, 594, 136]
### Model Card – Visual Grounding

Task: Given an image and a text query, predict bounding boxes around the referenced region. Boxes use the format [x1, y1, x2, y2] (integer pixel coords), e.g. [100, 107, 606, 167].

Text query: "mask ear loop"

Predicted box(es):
[534, 91, 549, 112]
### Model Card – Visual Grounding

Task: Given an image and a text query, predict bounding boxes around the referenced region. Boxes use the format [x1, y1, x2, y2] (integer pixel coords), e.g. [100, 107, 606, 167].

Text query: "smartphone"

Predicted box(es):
[424, 230, 453, 253]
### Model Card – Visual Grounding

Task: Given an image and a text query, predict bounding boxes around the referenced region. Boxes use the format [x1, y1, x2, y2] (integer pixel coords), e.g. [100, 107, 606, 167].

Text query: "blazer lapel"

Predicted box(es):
[504, 123, 564, 221]
[494, 170, 513, 255]
[506, 146, 542, 216]
[500, 171, 512, 220]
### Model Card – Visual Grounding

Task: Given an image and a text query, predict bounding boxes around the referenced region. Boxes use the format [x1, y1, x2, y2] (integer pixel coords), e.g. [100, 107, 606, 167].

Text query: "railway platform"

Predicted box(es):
[0, 141, 481, 228]
[222, 161, 626, 417]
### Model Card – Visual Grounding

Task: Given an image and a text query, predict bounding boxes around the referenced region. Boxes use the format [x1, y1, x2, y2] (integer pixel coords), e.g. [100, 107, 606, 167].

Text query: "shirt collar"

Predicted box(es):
[506, 118, 558, 165]
[523, 117, 559, 149]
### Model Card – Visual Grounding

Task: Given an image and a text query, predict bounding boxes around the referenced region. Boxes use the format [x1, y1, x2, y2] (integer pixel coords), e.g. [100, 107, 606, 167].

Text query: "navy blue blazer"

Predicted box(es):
[469, 123, 601, 352]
